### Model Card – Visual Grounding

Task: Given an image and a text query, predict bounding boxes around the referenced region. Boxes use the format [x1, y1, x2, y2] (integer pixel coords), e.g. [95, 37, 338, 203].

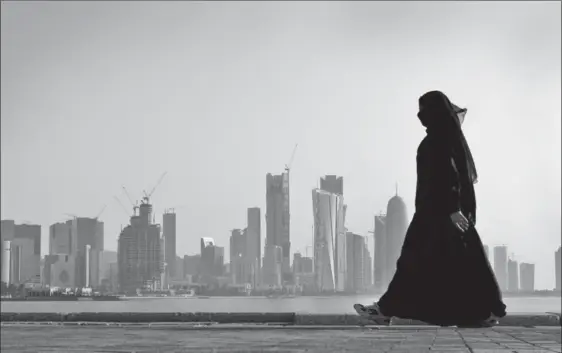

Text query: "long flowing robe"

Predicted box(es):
[377, 134, 507, 326]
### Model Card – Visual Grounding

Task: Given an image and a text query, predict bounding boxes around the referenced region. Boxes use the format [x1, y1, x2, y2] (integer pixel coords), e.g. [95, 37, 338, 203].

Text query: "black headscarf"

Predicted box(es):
[417, 91, 478, 222]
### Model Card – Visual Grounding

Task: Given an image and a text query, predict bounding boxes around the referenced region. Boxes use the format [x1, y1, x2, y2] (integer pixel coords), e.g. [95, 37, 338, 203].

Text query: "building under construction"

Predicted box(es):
[117, 201, 163, 293]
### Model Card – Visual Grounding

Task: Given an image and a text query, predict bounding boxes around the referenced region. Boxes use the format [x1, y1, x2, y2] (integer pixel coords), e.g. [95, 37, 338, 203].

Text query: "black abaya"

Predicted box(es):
[377, 134, 507, 326]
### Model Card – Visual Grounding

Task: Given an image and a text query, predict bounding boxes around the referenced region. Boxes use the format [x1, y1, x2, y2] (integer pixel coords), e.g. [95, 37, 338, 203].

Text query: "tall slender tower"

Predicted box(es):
[312, 189, 345, 292]
[384, 193, 408, 287]
[163, 211, 177, 278]
[246, 207, 261, 286]
[373, 214, 387, 292]
[85, 244, 91, 288]
[266, 173, 291, 279]
[507, 257, 519, 292]
[494, 246, 508, 292]
[320, 175, 343, 195]
[520, 262, 535, 292]
[1, 241, 11, 285]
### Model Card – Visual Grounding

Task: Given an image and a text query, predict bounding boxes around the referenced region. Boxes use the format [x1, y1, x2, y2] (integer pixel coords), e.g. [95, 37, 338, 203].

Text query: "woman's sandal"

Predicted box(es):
[353, 303, 392, 325]
[457, 314, 500, 328]
[485, 314, 500, 327]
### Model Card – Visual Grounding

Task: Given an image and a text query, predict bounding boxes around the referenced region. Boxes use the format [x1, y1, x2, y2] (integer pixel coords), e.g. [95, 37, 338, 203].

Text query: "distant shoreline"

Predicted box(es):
[121, 293, 562, 300]
[2, 292, 559, 302]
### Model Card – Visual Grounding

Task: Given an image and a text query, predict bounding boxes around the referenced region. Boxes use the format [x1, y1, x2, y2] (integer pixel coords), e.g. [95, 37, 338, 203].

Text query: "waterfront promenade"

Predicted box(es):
[3, 295, 560, 314]
[1, 311, 561, 326]
[1, 312, 560, 352]
[1, 325, 560, 352]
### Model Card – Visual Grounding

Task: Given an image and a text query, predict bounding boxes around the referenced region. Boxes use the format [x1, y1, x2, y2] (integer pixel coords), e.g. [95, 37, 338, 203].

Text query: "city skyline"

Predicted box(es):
[1, 191, 560, 291]
[1, 1, 560, 289]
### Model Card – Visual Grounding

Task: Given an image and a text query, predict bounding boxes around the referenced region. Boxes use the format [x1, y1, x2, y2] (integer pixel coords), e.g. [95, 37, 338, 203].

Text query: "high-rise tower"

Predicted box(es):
[520, 262, 535, 292]
[117, 203, 162, 293]
[163, 211, 177, 279]
[230, 229, 246, 284]
[266, 173, 291, 279]
[507, 257, 519, 292]
[373, 214, 387, 292]
[494, 246, 508, 292]
[384, 194, 408, 286]
[246, 207, 261, 286]
[312, 188, 346, 292]
[320, 175, 343, 195]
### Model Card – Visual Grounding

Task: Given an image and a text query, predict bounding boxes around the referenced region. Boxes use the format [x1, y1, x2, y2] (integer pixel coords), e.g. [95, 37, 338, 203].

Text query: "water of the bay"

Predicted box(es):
[2, 296, 560, 314]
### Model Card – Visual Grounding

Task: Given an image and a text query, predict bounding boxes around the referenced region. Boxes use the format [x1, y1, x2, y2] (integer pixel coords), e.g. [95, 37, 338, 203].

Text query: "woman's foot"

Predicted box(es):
[458, 314, 500, 328]
[353, 303, 391, 325]
[485, 313, 500, 326]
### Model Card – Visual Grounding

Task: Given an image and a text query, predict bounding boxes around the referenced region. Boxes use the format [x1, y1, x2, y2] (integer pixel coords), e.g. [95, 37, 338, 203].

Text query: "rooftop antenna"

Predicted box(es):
[395, 182, 398, 196]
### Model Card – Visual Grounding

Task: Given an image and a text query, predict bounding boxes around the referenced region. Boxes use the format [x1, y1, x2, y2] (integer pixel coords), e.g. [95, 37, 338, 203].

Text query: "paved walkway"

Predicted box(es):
[1, 326, 560, 352]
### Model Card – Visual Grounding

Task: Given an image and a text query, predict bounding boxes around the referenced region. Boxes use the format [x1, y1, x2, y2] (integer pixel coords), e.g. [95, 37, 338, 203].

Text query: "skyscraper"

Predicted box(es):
[162, 211, 177, 279]
[507, 258, 519, 292]
[494, 246, 508, 292]
[293, 252, 313, 274]
[183, 254, 201, 277]
[1, 220, 15, 242]
[345, 232, 365, 292]
[118, 203, 162, 292]
[100, 250, 117, 284]
[200, 237, 223, 278]
[520, 262, 535, 292]
[373, 214, 387, 292]
[320, 175, 343, 195]
[0, 222, 42, 286]
[246, 207, 261, 287]
[263, 244, 283, 287]
[45, 222, 75, 288]
[69, 217, 104, 288]
[230, 229, 246, 284]
[384, 194, 408, 287]
[265, 173, 291, 280]
[312, 188, 346, 292]
[49, 222, 72, 256]
[1, 240, 11, 285]
[363, 242, 373, 289]
[554, 246, 562, 290]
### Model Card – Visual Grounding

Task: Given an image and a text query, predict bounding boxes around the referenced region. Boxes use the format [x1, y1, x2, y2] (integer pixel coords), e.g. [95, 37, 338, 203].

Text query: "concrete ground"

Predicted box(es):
[1, 325, 560, 353]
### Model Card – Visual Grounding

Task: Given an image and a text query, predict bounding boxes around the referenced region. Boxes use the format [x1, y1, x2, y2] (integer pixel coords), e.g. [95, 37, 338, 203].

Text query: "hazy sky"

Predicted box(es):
[1, 1, 560, 289]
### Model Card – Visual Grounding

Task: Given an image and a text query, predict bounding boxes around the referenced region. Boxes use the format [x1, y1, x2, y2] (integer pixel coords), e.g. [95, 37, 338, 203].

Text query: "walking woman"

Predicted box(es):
[355, 91, 506, 327]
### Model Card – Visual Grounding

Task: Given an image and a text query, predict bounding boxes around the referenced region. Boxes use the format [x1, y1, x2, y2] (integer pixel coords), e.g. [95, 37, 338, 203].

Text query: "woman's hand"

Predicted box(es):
[450, 210, 470, 232]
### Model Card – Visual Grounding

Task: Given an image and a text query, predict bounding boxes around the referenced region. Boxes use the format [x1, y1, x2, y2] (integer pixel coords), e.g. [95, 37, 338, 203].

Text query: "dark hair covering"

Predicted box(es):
[417, 91, 478, 221]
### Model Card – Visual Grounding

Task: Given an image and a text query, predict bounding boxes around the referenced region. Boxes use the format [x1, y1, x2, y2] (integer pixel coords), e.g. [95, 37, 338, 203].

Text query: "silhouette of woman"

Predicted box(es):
[355, 91, 506, 327]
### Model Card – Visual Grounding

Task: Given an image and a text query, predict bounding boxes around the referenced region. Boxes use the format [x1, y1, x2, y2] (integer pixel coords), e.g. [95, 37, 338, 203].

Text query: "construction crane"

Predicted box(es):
[63, 213, 77, 219]
[142, 171, 167, 205]
[121, 185, 139, 215]
[94, 204, 107, 220]
[284, 143, 299, 174]
[114, 196, 131, 217]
